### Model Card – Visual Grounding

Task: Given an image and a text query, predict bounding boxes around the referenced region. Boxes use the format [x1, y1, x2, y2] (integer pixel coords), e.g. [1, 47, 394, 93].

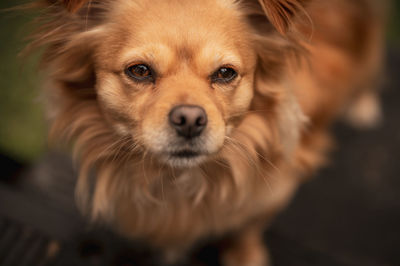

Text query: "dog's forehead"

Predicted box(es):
[110, 0, 245, 48]
[96, 0, 255, 72]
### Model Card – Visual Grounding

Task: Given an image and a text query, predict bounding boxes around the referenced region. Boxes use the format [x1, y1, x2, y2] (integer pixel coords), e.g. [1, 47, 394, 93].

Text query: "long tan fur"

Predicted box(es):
[28, 0, 384, 264]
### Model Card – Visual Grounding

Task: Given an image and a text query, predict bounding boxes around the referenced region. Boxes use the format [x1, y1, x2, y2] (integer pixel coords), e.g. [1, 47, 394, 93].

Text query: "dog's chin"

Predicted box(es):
[160, 151, 209, 168]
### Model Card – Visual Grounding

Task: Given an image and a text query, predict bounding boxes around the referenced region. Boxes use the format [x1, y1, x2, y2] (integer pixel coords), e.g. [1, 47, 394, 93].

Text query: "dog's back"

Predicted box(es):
[293, 0, 385, 128]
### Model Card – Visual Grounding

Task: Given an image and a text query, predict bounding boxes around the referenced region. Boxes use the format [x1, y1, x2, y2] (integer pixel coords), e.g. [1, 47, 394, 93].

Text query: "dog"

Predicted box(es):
[28, 0, 384, 265]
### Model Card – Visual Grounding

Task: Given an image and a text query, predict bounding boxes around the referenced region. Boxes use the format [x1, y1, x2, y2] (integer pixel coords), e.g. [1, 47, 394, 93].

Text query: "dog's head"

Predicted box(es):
[93, 0, 261, 168]
[38, 0, 306, 169]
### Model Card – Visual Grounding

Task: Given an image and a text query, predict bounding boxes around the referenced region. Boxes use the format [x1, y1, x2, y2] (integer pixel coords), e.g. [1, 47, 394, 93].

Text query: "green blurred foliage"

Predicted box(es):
[0, 0, 46, 161]
[388, 0, 400, 45]
[0, 0, 399, 162]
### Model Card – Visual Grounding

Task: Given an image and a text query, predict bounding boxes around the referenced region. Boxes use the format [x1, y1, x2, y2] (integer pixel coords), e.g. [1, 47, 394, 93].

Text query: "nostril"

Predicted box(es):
[178, 116, 186, 125]
[179, 116, 186, 125]
[170, 113, 186, 126]
[196, 116, 206, 126]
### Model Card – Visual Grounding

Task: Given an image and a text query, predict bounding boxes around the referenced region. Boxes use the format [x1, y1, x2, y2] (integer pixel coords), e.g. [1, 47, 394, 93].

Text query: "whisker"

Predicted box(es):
[232, 129, 282, 177]
[211, 158, 231, 171]
[224, 136, 273, 191]
[225, 109, 272, 120]
[96, 135, 130, 160]
[85, 0, 92, 31]
[110, 136, 133, 163]
[141, 148, 150, 186]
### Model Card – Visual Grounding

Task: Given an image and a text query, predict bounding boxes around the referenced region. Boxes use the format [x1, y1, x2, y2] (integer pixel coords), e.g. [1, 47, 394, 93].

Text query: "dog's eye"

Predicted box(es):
[211, 67, 237, 83]
[125, 64, 154, 82]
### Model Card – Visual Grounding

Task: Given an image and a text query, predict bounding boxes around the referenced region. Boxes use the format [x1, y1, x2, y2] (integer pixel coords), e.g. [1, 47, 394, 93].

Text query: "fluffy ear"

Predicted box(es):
[257, 0, 308, 34]
[61, 0, 90, 13]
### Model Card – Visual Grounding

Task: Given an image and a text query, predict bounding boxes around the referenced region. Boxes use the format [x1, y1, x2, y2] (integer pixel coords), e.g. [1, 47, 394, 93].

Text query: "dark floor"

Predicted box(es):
[0, 49, 399, 266]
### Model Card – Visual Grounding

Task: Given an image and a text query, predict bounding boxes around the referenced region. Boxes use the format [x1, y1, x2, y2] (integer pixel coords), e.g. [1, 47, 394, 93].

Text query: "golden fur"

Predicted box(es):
[28, 0, 384, 264]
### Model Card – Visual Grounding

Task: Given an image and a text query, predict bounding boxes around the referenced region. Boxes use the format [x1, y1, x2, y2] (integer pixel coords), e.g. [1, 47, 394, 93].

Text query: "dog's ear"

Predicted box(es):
[62, 0, 90, 13]
[248, 0, 308, 35]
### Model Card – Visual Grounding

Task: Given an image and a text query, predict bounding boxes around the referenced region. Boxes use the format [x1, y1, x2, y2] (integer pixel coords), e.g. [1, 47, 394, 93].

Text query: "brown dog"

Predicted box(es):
[29, 0, 384, 265]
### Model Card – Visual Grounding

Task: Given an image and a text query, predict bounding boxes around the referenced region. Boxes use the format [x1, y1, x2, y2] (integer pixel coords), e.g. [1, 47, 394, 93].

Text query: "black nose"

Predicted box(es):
[169, 105, 208, 139]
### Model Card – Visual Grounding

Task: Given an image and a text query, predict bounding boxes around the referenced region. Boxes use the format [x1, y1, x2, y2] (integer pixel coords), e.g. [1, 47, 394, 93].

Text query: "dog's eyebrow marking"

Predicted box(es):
[198, 43, 243, 71]
[120, 44, 173, 69]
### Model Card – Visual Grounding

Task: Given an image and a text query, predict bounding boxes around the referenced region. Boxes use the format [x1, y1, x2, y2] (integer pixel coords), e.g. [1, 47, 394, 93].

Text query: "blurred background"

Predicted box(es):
[0, 1, 400, 266]
[0, 0, 45, 162]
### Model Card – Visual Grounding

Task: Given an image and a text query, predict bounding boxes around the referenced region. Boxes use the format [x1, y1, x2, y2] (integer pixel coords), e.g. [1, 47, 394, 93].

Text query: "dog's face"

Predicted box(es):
[94, 0, 257, 167]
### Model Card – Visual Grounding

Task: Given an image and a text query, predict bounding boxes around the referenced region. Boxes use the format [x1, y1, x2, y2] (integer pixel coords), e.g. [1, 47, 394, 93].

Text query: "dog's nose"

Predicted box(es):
[169, 105, 208, 139]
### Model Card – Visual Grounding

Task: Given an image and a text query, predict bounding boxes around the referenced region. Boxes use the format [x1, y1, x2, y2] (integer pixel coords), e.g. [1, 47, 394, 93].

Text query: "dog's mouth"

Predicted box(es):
[170, 150, 200, 158]
[161, 148, 208, 168]
[145, 126, 226, 168]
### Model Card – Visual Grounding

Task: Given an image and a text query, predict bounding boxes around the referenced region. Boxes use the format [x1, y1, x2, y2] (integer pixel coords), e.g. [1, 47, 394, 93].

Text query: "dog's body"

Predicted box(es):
[30, 0, 384, 264]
